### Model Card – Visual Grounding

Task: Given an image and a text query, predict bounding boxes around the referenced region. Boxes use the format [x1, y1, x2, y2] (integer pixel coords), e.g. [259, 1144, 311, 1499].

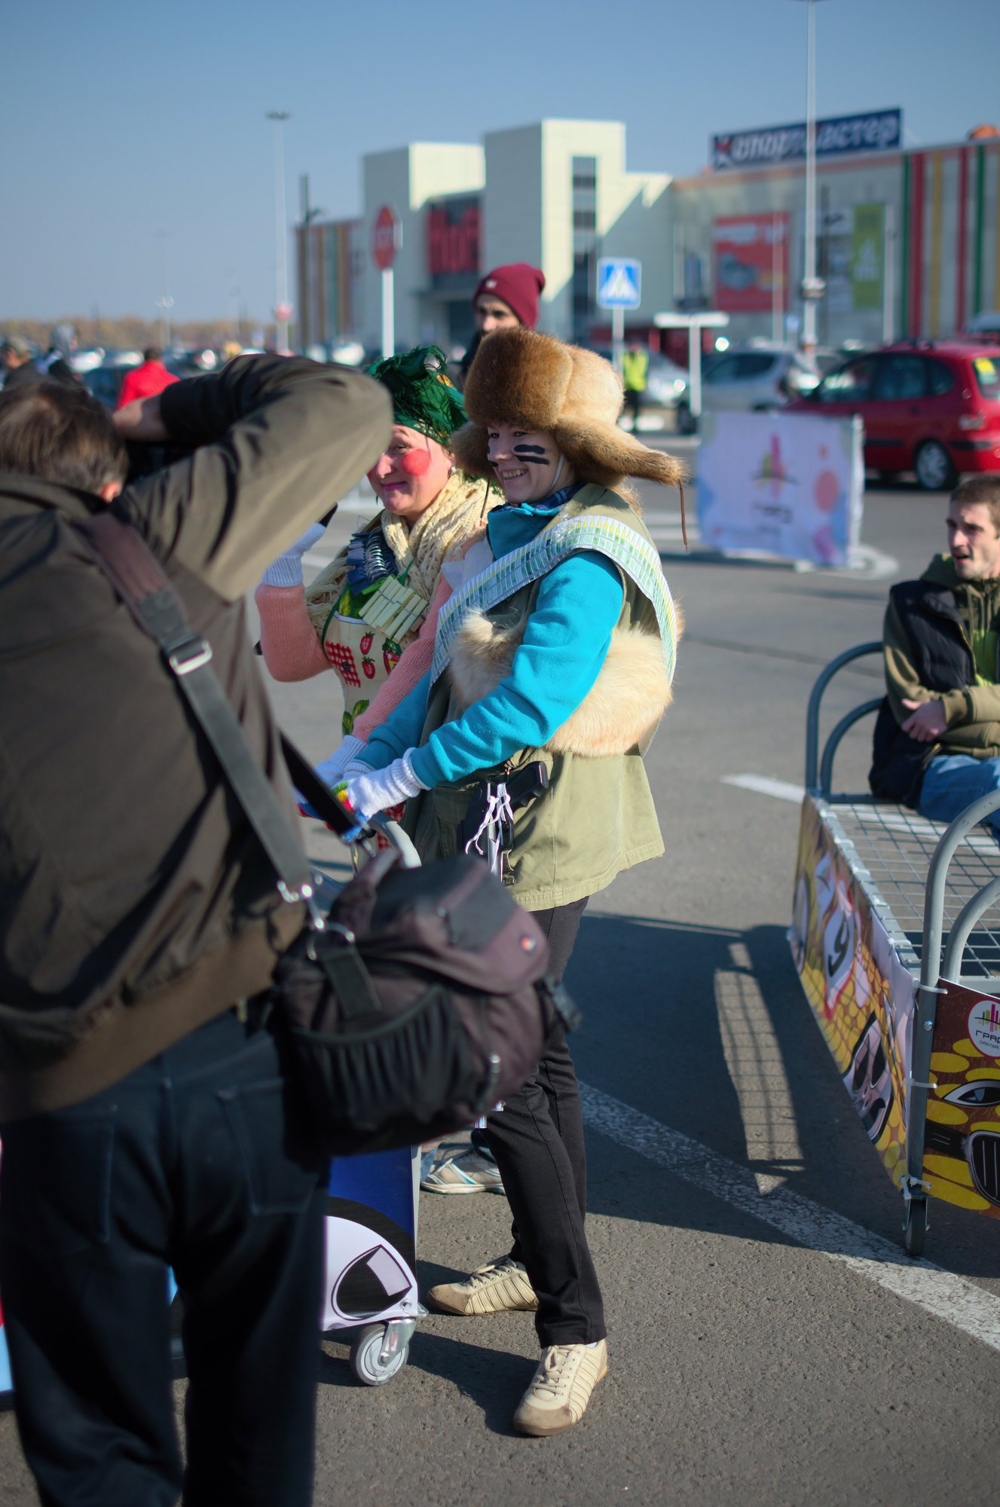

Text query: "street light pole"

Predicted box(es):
[155, 230, 173, 350]
[796, 0, 826, 370]
[266, 111, 291, 354]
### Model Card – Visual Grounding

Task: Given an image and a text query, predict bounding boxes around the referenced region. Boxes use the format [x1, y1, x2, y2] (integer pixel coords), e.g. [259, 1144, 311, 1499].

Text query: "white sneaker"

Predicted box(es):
[427, 1255, 537, 1315]
[420, 1147, 504, 1195]
[513, 1340, 609, 1436]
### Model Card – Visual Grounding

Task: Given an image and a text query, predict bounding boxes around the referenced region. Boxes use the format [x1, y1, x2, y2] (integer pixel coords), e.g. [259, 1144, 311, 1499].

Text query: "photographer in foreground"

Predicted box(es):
[0, 358, 389, 1506]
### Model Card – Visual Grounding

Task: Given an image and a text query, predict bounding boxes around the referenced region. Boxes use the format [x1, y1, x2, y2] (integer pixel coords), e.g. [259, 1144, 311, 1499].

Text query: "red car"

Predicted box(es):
[788, 340, 1000, 490]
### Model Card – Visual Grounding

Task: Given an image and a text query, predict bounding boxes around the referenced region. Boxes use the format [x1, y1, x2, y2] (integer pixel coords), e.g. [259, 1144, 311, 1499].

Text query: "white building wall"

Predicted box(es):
[484, 120, 672, 338]
[482, 124, 545, 286]
[361, 143, 482, 353]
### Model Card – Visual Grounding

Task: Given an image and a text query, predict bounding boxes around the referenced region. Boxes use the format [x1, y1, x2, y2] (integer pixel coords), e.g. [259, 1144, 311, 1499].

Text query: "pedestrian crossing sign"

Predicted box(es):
[596, 258, 641, 309]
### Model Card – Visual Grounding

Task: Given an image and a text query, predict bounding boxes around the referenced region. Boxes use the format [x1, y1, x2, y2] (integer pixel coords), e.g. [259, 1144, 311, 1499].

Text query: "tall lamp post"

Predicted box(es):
[795, 0, 826, 370]
[155, 230, 173, 350]
[266, 110, 291, 354]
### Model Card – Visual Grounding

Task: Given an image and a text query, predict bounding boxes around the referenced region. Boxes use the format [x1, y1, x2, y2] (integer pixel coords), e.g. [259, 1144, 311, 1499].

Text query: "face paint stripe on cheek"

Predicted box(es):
[513, 444, 549, 463]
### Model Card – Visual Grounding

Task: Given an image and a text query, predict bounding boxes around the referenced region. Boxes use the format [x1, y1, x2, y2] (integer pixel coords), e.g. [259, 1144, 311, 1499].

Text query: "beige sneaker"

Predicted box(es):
[427, 1255, 538, 1315]
[513, 1339, 608, 1436]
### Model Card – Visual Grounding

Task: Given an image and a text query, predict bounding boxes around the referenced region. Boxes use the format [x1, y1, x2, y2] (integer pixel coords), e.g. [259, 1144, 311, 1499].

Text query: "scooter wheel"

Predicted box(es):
[903, 1197, 927, 1259]
[349, 1323, 409, 1386]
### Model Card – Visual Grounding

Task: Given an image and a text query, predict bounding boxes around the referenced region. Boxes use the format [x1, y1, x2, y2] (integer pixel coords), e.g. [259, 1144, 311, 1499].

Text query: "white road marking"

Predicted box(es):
[580, 1081, 1000, 1354]
[722, 773, 805, 803]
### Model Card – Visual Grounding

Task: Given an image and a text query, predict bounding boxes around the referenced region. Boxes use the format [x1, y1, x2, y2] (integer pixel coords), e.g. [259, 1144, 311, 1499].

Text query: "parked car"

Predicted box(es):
[644, 355, 692, 428]
[81, 364, 128, 409]
[787, 341, 1000, 490]
[681, 343, 819, 427]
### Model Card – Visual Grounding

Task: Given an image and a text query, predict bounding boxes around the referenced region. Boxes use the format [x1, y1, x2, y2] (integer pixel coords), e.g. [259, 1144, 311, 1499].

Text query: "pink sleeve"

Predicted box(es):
[352, 573, 453, 741]
[254, 582, 330, 682]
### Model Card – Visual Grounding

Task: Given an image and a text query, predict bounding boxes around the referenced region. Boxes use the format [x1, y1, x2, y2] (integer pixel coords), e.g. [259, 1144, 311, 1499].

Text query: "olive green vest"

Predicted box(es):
[404, 486, 673, 910]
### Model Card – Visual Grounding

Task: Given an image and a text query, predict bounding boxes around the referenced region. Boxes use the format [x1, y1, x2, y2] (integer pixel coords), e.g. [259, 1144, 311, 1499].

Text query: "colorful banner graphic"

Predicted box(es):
[697, 410, 864, 568]
[922, 980, 1000, 1220]
[790, 795, 915, 1185]
[712, 214, 788, 314]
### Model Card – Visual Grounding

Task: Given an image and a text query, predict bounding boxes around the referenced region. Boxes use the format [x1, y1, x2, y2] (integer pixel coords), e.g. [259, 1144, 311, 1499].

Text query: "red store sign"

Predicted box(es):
[427, 202, 480, 277]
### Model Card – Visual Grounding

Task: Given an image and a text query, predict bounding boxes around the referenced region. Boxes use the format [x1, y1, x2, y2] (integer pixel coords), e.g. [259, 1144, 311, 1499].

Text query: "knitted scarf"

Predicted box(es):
[306, 472, 497, 636]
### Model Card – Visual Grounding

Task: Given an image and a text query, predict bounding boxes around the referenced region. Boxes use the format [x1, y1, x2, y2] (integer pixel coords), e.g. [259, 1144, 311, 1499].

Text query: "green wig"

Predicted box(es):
[365, 345, 467, 448]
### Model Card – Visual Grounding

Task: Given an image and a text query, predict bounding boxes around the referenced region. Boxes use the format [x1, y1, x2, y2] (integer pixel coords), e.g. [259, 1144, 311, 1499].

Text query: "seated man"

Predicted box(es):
[870, 475, 1000, 831]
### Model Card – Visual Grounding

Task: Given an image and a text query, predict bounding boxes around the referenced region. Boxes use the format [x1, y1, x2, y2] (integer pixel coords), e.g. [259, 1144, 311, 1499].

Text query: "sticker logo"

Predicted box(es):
[968, 997, 1000, 1058]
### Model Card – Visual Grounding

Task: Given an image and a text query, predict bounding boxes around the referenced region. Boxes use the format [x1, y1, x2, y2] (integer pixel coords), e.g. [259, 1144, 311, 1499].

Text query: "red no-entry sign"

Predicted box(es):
[372, 206, 399, 271]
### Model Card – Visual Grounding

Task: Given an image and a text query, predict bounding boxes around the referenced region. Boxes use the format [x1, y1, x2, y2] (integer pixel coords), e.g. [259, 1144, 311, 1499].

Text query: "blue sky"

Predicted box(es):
[2, 0, 997, 324]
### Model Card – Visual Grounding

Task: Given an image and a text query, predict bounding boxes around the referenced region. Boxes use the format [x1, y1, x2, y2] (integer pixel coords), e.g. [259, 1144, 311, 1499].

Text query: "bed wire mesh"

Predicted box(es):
[819, 796, 1000, 981]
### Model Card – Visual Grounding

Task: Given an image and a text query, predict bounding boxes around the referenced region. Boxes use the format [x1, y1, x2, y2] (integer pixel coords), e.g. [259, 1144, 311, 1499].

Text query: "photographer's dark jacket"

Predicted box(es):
[0, 356, 390, 1118]
[870, 555, 1000, 803]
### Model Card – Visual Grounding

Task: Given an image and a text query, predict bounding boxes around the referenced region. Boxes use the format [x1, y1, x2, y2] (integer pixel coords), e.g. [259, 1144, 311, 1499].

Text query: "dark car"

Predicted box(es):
[81, 365, 128, 410]
[788, 340, 1000, 490]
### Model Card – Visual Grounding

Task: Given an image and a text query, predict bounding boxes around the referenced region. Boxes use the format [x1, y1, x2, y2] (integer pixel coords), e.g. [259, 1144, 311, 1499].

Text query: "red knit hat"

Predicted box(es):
[472, 263, 546, 330]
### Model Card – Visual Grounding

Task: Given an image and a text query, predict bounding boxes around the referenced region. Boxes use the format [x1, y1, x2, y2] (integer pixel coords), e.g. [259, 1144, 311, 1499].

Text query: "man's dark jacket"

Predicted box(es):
[0, 356, 390, 1118]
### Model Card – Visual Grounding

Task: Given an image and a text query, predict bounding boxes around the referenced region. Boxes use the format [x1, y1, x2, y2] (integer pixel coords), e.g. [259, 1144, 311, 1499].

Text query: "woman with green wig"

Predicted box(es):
[256, 346, 497, 780]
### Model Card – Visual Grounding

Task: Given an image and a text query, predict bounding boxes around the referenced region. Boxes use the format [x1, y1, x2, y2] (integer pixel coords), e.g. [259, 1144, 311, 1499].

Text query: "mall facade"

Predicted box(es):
[295, 112, 1000, 359]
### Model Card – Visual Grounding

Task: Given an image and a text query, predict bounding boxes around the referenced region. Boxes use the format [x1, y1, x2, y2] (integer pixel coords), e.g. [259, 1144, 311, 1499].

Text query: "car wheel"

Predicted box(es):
[676, 401, 696, 435]
[914, 440, 958, 492]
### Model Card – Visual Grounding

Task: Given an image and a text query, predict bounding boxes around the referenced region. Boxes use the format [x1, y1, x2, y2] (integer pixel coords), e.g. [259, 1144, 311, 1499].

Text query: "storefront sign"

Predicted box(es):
[427, 198, 480, 281]
[711, 109, 901, 172]
[712, 214, 787, 314]
[697, 410, 863, 568]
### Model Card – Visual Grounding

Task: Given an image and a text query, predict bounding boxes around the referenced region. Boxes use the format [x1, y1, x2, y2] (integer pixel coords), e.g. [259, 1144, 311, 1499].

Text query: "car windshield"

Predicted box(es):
[972, 355, 1000, 400]
[815, 358, 876, 403]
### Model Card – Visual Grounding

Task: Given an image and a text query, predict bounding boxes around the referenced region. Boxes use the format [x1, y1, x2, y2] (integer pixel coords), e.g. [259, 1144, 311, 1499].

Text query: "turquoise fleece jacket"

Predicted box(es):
[360, 497, 624, 786]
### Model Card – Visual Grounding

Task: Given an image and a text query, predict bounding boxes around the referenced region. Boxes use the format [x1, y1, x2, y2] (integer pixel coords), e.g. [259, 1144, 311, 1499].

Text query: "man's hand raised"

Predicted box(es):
[114, 395, 168, 443]
[901, 698, 947, 742]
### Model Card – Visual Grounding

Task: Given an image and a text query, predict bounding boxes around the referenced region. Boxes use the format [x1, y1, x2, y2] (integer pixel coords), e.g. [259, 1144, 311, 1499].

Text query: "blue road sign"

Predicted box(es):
[596, 258, 642, 310]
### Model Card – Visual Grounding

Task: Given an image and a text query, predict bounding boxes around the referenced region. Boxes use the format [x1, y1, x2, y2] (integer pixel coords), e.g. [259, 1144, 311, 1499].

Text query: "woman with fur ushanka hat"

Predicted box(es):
[340, 328, 684, 1439]
[256, 346, 499, 783]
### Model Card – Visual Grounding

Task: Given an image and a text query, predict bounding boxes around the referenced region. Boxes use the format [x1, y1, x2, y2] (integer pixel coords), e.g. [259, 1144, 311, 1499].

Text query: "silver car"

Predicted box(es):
[697, 344, 819, 415]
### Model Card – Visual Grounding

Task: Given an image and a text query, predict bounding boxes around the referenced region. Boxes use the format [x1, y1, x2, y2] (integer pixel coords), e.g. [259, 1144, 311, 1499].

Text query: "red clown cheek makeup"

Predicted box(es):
[401, 448, 432, 477]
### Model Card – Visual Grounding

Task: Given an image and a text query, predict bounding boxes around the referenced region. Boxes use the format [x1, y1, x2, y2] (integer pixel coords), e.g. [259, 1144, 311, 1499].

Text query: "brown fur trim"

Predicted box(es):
[448, 609, 673, 757]
[450, 420, 493, 479]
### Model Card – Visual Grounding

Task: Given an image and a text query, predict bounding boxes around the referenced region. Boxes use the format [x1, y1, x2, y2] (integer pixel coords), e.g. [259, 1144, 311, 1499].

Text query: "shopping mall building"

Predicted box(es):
[295, 111, 1000, 358]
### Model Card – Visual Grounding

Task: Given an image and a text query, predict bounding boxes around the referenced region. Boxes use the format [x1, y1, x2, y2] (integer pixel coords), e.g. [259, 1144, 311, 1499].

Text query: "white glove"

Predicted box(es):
[314, 735, 367, 788]
[261, 522, 327, 587]
[345, 751, 427, 822]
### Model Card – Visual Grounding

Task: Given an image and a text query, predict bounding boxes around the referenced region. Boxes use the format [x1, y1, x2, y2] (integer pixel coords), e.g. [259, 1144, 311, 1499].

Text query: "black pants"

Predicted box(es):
[0, 1010, 328, 1507]
[485, 898, 605, 1347]
[623, 388, 643, 430]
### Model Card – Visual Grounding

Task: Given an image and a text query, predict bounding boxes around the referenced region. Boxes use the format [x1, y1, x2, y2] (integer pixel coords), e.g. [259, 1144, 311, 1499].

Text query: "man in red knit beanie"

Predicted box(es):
[459, 262, 545, 382]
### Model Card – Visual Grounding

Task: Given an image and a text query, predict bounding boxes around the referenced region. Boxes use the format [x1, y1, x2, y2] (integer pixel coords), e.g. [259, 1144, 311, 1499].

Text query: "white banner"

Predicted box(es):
[697, 410, 864, 567]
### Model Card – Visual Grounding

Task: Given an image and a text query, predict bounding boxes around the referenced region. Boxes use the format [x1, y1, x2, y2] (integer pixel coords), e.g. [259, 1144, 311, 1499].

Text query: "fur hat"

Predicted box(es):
[451, 328, 685, 510]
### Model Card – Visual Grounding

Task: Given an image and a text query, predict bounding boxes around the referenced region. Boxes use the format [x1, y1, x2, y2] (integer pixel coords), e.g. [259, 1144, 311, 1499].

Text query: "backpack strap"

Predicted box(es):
[74, 509, 338, 915]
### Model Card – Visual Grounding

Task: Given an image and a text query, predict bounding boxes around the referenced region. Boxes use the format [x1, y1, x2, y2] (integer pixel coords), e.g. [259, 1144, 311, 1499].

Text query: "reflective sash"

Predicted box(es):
[431, 513, 678, 687]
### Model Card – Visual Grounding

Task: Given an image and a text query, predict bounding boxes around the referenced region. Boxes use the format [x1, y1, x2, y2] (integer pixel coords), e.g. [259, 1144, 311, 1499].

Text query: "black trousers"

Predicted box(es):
[623, 388, 643, 430]
[485, 898, 605, 1347]
[0, 1010, 328, 1507]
